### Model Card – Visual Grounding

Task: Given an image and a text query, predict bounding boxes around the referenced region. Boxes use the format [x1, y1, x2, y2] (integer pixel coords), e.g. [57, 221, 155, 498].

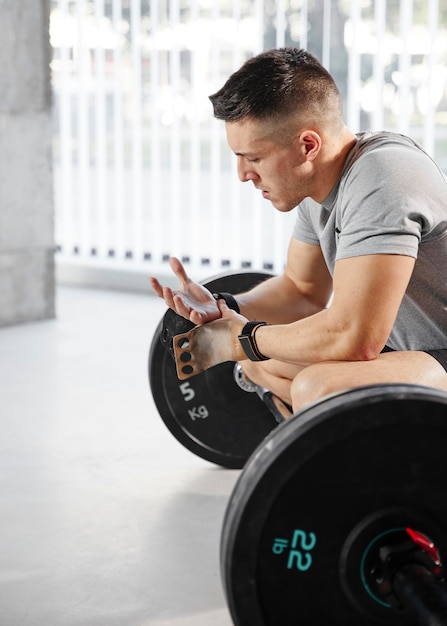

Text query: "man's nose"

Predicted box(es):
[237, 156, 258, 183]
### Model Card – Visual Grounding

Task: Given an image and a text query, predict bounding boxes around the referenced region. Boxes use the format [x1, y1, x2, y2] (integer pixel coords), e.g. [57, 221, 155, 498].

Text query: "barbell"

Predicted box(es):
[148, 269, 447, 624]
[221, 383, 447, 625]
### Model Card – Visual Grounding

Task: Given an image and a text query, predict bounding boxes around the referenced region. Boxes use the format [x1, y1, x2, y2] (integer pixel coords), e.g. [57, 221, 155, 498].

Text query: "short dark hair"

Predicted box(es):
[209, 48, 342, 126]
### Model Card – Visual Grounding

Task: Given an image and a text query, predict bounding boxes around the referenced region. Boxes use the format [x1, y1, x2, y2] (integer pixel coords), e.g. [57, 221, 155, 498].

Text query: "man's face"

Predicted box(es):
[225, 118, 311, 212]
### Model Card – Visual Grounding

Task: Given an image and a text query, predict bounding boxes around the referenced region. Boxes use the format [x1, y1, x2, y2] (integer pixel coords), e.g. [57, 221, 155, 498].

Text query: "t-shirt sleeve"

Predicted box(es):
[335, 145, 429, 260]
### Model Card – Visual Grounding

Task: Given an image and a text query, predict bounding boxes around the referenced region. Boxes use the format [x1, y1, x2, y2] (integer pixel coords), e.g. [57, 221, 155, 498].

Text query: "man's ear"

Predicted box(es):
[298, 130, 321, 160]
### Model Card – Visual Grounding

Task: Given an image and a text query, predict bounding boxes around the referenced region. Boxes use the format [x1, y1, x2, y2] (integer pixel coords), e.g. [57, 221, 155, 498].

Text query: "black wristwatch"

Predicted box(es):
[238, 321, 270, 361]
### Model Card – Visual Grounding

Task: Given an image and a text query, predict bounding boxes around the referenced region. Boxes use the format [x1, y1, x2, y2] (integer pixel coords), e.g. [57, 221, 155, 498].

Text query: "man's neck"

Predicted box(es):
[311, 127, 357, 203]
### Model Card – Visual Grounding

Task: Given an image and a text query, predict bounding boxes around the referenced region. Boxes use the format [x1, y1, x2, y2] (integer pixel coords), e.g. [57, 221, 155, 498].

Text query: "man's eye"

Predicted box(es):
[246, 157, 259, 163]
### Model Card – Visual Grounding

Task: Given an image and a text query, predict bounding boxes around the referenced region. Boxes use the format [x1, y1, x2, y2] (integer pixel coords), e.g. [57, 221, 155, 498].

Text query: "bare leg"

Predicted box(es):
[172, 323, 447, 418]
[290, 351, 447, 412]
[240, 358, 302, 408]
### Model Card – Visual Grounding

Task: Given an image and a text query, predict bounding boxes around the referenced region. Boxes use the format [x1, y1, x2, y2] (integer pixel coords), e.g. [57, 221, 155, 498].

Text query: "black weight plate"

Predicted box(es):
[221, 384, 447, 625]
[149, 271, 278, 469]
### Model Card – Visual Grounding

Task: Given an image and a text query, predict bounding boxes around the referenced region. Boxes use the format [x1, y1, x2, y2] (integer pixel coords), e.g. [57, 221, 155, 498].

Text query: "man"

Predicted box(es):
[149, 48, 447, 414]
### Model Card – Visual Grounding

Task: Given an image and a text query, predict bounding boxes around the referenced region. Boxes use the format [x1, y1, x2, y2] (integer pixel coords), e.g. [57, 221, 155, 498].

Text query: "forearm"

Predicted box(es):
[235, 274, 329, 324]
[253, 308, 384, 366]
[237, 255, 413, 366]
[192, 255, 412, 371]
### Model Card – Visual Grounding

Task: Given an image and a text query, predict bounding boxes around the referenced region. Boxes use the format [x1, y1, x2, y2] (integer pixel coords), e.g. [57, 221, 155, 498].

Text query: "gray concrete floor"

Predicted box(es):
[0, 286, 239, 626]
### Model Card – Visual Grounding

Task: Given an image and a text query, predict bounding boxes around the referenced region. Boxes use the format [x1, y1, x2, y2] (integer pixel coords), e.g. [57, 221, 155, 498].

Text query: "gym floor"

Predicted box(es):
[0, 285, 238, 626]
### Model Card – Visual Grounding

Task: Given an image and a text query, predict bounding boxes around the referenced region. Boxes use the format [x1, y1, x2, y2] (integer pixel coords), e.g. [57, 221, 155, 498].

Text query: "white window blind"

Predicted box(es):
[51, 0, 447, 281]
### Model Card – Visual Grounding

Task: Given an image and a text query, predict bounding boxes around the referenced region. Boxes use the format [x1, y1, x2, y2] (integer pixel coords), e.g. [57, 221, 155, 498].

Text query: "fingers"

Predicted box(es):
[172, 293, 192, 318]
[217, 299, 248, 326]
[148, 277, 177, 310]
[189, 310, 204, 326]
[216, 299, 235, 319]
[149, 257, 189, 304]
[149, 268, 202, 322]
[148, 276, 163, 298]
[149, 257, 189, 295]
[217, 300, 242, 322]
[169, 256, 190, 286]
[172, 294, 204, 325]
[150, 257, 217, 324]
[162, 287, 178, 310]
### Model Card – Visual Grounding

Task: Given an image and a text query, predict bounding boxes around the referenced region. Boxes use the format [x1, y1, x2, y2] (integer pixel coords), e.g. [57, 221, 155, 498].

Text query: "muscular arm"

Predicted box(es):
[253, 253, 415, 365]
[236, 238, 333, 324]
[149, 239, 332, 326]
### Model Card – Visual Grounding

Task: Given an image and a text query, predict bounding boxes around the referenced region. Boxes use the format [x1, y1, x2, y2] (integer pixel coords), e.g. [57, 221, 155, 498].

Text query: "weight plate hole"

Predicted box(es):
[182, 365, 194, 375]
[178, 337, 190, 349]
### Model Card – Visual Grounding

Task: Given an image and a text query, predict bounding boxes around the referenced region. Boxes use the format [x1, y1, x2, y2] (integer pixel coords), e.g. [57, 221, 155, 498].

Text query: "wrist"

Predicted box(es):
[238, 321, 270, 361]
[213, 292, 240, 313]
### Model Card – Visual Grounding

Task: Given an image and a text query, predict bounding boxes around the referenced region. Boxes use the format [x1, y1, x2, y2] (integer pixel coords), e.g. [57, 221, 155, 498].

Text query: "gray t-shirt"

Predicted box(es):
[293, 131, 447, 350]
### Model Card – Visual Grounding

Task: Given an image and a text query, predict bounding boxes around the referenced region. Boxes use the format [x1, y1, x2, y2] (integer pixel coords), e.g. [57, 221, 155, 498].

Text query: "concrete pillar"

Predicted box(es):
[0, 0, 54, 326]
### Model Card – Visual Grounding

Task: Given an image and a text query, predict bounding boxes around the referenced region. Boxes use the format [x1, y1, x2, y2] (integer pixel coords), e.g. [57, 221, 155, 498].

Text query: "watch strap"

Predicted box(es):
[238, 321, 270, 361]
[213, 292, 240, 313]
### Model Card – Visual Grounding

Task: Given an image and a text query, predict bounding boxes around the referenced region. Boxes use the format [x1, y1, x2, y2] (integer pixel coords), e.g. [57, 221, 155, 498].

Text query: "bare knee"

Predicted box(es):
[239, 359, 298, 407]
[239, 359, 265, 387]
[290, 363, 342, 412]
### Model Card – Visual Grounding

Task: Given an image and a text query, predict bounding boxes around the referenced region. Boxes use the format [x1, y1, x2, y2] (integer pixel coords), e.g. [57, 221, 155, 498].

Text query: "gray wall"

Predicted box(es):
[0, 0, 54, 326]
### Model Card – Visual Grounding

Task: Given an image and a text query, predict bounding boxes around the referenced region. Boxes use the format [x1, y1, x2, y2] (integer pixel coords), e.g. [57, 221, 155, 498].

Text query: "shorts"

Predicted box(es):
[382, 346, 447, 373]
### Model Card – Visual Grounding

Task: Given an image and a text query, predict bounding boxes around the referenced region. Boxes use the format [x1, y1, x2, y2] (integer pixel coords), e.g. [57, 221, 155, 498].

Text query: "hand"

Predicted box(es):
[149, 257, 221, 325]
[217, 299, 248, 359]
[172, 300, 249, 379]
